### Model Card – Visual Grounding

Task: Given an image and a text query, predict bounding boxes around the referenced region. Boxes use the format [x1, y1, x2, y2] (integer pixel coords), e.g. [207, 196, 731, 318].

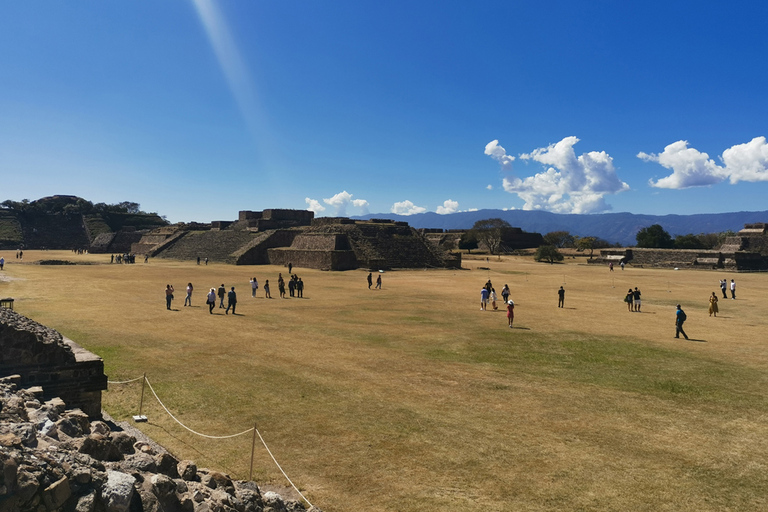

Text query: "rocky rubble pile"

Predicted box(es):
[0, 378, 318, 512]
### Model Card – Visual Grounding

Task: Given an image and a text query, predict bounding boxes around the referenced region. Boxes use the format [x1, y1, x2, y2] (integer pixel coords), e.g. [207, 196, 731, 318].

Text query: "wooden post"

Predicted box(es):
[249, 422, 258, 481]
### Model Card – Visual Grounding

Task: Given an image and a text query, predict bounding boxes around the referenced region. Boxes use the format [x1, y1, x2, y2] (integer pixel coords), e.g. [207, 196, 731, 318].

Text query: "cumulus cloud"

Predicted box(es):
[436, 199, 459, 215]
[305, 197, 326, 213]
[486, 184, 493, 190]
[488, 137, 629, 214]
[484, 140, 515, 170]
[641, 136, 768, 188]
[640, 141, 725, 189]
[391, 200, 427, 215]
[352, 198, 370, 215]
[720, 136, 768, 183]
[322, 191, 369, 216]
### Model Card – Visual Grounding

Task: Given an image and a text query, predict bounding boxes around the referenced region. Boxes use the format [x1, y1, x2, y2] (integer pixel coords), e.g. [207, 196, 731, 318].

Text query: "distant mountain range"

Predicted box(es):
[351, 210, 768, 246]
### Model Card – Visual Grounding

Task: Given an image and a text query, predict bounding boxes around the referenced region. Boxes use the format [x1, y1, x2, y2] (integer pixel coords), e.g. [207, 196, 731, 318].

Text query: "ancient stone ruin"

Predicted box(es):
[131, 210, 463, 271]
[589, 223, 768, 270]
[0, 309, 106, 418]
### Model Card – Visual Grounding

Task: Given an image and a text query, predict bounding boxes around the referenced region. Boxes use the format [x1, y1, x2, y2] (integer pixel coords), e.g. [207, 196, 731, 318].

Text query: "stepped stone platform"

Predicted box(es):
[132, 209, 462, 270]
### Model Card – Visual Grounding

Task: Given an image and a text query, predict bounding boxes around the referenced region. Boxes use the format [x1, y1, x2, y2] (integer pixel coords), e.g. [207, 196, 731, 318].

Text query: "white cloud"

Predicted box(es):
[352, 198, 370, 215]
[486, 184, 493, 190]
[391, 200, 427, 215]
[640, 136, 768, 189]
[489, 137, 629, 214]
[436, 199, 459, 215]
[640, 141, 725, 189]
[721, 136, 768, 183]
[484, 140, 515, 170]
[305, 197, 326, 213]
[322, 190, 369, 216]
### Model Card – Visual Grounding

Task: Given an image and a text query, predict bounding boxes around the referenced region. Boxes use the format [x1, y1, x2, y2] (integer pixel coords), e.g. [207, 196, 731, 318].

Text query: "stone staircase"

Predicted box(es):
[156, 229, 258, 264]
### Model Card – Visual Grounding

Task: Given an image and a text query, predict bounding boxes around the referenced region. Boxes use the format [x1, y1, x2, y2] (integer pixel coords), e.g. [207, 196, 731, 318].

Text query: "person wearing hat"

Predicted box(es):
[675, 304, 688, 340]
[506, 300, 515, 328]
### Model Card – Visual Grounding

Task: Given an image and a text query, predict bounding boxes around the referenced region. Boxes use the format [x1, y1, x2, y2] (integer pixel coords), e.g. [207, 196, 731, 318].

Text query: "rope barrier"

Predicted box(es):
[107, 374, 316, 509]
[143, 377, 254, 439]
[107, 375, 145, 385]
[255, 427, 314, 509]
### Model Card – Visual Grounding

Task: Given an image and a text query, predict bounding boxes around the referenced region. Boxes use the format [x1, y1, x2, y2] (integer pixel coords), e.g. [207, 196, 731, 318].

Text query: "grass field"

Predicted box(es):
[2, 251, 768, 511]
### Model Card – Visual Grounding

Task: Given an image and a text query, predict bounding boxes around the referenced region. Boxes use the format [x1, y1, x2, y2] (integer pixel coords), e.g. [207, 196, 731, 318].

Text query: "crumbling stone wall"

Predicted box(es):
[0, 378, 316, 512]
[0, 310, 107, 418]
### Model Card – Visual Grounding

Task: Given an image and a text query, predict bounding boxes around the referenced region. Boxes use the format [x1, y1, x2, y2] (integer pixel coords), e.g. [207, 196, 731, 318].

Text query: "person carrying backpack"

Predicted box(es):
[675, 304, 689, 340]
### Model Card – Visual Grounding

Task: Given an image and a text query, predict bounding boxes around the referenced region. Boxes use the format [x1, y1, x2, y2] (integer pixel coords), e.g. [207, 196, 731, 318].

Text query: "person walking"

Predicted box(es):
[218, 284, 226, 308]
[506, 300, 515, 328]
[297, 278, 304, 298]
[250, 277, 258, 297]
[709, 292, 719, 317]
[490, 288, 498, 310]
[620, 260, 625, 270]
[264, 280, 271, 298]
[625, 288, 634, 312]
[633, 287, 641, 312]
[184, 283, 193, 307]
[165, 284, 175, 310]
[375, 274, 382, 289]
[675, 304, 689, 340]
[720, 279, 728, 299]
[730, 279, 736, 299]
[288, 262, 293, 274]
[609, 262, 613, 271]
[367, 272, 373, 289]
[288, 278, 295, 297]
[480, 287, 489, 311]
[207, 288, 216, 314]
[226, 287, 237, 315]
[558, 286, 565, 308]
[501, 284, 510, 304]
[0, 256, 4, 270]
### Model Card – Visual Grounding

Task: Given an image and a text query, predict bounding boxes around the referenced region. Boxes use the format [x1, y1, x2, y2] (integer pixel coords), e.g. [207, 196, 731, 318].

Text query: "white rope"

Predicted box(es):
[144, 377, 254, 439]
[255, 428, 314, 509]
[107, 375, 145, 384]
[138, 376, 316, 508]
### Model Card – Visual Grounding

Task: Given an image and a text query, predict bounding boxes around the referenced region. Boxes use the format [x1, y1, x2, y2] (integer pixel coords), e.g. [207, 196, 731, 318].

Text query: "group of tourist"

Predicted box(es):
[480, 279, 515, 327]
[166, 270, 308, 312]
[623, 287, 642, 312]
[111, 253, 141, 264]
[278, 273, 305, 298]
[366, 272, 382, 289]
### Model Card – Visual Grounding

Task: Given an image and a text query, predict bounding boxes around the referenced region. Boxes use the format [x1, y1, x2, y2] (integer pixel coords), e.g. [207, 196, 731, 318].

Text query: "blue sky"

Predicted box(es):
[1, 1, 767, 222]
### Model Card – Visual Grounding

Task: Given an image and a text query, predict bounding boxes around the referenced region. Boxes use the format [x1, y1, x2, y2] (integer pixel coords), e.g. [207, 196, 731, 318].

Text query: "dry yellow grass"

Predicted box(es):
[2, 251, 768, 511]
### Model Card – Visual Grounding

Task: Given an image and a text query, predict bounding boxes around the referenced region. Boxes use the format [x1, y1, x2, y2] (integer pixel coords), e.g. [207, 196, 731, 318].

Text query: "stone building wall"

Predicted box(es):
[0, 309, 106, 418]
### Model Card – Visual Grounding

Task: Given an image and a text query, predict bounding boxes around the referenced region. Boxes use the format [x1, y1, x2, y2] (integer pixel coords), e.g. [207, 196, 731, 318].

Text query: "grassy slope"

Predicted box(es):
[3, 252, 768, 511]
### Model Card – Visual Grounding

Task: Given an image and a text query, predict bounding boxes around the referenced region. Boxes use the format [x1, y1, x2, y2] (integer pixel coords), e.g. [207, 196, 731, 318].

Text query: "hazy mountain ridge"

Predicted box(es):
[351, 210, 768, 246]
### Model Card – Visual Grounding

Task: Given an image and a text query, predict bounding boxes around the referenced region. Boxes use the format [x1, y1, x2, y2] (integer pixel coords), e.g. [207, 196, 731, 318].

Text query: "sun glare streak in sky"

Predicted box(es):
[190, 0, 270, 162]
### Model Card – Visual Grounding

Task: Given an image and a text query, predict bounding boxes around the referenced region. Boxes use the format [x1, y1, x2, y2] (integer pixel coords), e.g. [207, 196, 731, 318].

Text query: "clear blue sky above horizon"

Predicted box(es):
[2, 1, 767, 223]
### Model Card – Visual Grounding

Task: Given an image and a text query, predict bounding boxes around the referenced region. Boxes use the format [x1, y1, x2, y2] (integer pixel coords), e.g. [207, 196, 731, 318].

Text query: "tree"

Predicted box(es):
[576, 236, 597, 258]
[673, 233, 706, 249]
[534, 245, 564, 263]
[543, 231, 575, 248]
[636, 224, 674, 248]
[117, 201, 141, 214]
[458, 231, 479, 253]
[471, 218, 511, 255]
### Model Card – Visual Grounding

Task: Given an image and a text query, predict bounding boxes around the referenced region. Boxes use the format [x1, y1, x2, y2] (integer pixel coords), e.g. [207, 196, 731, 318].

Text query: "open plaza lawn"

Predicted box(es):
[2, 251, 768, 511]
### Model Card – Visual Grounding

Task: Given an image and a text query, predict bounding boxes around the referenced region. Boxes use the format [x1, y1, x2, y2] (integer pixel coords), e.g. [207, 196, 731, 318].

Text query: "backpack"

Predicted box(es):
[678, 309, 687, 322]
